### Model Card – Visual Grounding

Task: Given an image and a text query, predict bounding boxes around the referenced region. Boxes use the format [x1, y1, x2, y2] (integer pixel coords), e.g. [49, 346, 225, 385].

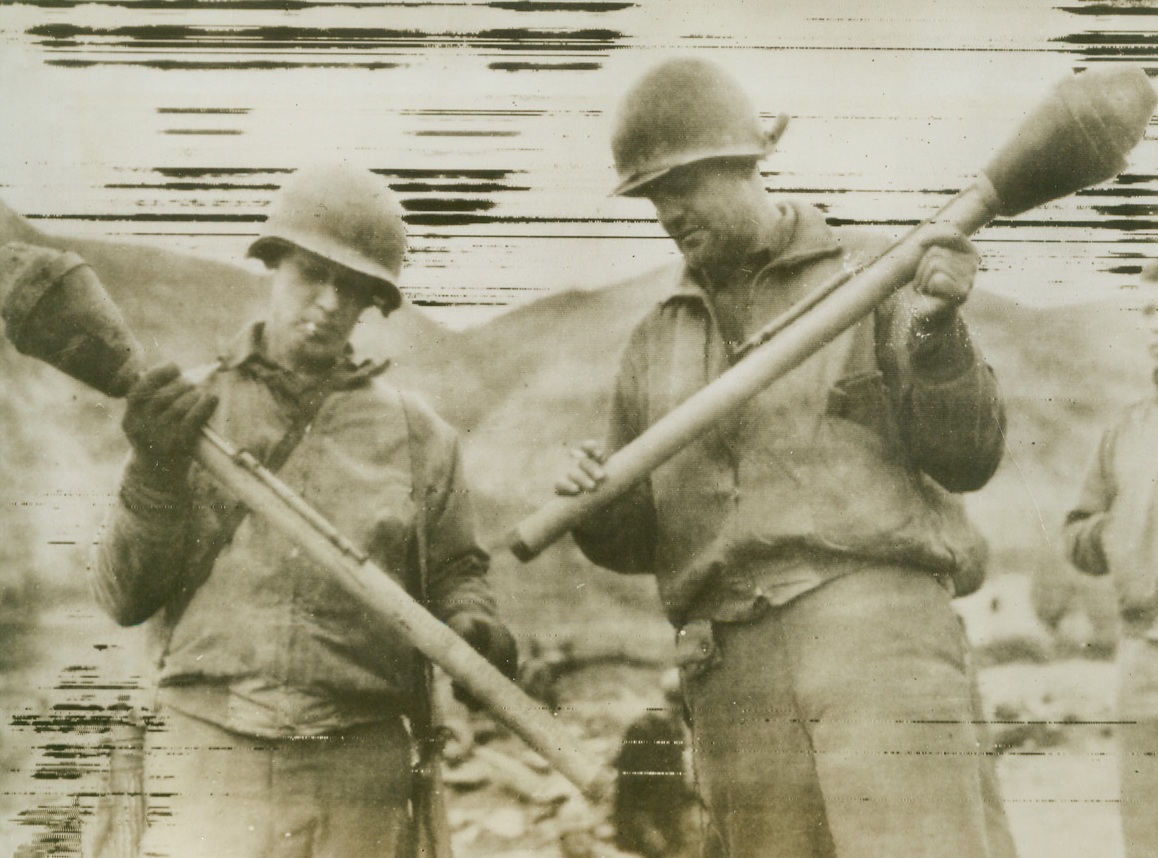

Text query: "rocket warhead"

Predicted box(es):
[0, 242, 146, 398]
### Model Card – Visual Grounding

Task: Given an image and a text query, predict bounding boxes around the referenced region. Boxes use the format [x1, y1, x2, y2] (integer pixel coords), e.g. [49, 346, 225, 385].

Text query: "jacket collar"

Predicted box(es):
[220, 321, 389, 397]
[664, 200, 843, 305]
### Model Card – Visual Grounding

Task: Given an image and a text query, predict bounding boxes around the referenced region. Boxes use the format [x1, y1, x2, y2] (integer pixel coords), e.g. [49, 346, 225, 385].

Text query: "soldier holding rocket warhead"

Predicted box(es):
[89, 164, 517, 857]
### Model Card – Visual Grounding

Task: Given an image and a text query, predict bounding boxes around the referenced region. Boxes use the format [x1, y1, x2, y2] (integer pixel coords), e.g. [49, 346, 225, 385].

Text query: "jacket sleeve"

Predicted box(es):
[1063, 426, 1117, 577]
[882, 290, 1007, 492]
[571, 324, 660, 575]
[413, 410, 498, 623]
[90, 458, 196, 627]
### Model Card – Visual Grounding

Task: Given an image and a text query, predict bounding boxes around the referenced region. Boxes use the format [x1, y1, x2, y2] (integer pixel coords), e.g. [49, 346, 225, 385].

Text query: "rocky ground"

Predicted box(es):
[1, 575, 1131, 858]
[983, 661, 1120, 858]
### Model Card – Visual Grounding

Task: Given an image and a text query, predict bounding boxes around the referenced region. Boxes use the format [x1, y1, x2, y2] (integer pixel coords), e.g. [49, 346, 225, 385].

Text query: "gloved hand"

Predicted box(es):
[909, 224, 980, 336]
[447, 613, 519, 710]
[123, 362, 218, 487]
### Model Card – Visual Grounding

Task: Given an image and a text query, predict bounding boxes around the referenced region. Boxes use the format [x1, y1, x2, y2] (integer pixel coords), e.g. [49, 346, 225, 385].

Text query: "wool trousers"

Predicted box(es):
[1118, 637, 1158, 858]
[683, 566, 1013, 858]
[139, 706, 412, 858]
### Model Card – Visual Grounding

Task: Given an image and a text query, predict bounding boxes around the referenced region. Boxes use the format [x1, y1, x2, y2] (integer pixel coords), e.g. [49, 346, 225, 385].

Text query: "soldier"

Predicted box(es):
[1063, 260, 1158, 858]
[556, 57, 1015, 857]
[91, 163, 516, 857]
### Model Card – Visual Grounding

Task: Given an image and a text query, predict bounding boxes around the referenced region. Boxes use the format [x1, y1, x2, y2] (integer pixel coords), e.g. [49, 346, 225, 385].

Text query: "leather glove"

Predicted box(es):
[447, 613, 518, 710]
[123, 362, 218, 488]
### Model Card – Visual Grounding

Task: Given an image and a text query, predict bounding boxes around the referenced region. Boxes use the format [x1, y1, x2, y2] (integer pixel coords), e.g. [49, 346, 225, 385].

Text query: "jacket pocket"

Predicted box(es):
[825, 370, 896, 443]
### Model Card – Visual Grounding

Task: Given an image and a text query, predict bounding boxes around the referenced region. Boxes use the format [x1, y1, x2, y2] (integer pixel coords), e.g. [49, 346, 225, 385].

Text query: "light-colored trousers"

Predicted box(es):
[1118, 637, 1158, 858]
[139, 707, 412, 858]
[683, 566, 1017, 858]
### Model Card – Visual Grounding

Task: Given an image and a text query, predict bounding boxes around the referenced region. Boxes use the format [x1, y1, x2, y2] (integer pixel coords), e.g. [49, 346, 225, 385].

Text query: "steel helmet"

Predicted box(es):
[611, 57, 789, 197]
[248, 163, 407, 314]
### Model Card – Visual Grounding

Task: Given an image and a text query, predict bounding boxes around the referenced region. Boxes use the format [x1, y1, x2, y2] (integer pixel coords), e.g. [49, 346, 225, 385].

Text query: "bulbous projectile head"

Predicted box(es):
[0, 242, 146, 398]
[984, 65, 1157, 217]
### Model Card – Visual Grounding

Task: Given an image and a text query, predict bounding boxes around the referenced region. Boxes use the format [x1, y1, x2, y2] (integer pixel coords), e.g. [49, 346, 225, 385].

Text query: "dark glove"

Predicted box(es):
[123, 362, 218, 488]
[447, 613, 518, 710]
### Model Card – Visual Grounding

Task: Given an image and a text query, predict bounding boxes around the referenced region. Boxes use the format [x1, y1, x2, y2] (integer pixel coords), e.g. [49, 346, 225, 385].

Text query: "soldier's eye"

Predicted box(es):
[302, 262, 331, 282]
[336, 275, 376, 306]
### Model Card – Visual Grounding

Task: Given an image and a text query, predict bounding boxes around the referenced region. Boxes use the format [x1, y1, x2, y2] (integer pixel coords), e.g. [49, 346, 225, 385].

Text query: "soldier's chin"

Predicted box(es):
[286, 337, 343, 372]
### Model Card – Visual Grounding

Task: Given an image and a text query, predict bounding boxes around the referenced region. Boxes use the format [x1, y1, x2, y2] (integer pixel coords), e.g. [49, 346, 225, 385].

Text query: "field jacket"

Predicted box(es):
[573, 200, 1005, 626]
[92, 323, 496, 737]
[1065, 395, 1158, 638]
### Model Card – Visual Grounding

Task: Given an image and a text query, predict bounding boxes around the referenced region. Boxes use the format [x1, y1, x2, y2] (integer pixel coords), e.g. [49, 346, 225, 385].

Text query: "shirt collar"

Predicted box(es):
[220, 321, 389, 393]
[664, 200, 843, 305]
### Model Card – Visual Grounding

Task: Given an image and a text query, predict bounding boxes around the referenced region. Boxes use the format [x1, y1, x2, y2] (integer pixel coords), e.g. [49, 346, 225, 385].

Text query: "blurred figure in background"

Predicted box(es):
[612, 669, 710, 858]
[90, 163, 516, 857]
[1064, 260, 1158, 858]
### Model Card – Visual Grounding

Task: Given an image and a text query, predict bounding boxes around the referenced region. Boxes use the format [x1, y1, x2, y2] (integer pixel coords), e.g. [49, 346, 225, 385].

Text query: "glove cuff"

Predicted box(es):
[450, 613, 518, 679]
[120, 456, 191, 520]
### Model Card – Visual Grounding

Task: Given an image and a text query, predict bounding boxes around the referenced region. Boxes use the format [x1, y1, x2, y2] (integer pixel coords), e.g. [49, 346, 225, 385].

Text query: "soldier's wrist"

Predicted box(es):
[909, 311, 974, 381]
[121, 456, 192, 518]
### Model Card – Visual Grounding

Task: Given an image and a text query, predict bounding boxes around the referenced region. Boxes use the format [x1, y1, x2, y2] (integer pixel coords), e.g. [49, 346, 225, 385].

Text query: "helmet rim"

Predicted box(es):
[613, 141, 775, 198]
[247, 233, 403, 314]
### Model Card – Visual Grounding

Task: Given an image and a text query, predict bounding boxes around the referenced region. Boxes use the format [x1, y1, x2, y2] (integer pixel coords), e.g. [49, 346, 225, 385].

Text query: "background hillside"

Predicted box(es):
[1, 199, 1148, 857]
[1, 201, 1147, 650]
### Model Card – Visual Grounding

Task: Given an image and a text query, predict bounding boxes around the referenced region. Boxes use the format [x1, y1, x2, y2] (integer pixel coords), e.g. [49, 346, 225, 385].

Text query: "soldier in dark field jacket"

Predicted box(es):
[556, 57, 1017, 858]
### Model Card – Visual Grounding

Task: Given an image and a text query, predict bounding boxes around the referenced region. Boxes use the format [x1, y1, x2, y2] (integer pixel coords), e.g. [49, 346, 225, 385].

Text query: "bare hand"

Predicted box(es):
[123, 363, 218, 476]
[910, 224, 979, 331]
[554, 440, 607, 496]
